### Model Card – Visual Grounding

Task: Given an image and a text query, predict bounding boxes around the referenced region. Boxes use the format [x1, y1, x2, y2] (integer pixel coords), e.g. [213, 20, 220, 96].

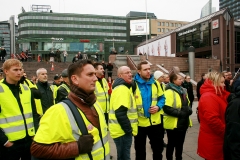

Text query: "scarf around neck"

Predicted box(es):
[70, 84, 96, 106]
[169, 83, 183, 94]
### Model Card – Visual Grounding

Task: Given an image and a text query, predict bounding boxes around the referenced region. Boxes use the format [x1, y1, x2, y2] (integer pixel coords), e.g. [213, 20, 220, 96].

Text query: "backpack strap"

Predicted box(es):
[62, 99, 93, 160]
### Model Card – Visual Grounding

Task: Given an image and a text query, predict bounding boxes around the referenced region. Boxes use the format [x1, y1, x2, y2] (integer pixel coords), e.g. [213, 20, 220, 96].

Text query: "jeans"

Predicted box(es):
[134, 124, 163, 160]
[166, 128, 187, 160]
[64, 56, 66, 62]
[113, 133, 132, 160]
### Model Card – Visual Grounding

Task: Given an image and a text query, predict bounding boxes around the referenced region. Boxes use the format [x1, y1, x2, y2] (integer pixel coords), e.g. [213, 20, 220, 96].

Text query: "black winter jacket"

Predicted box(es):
[224, 86, 240, 160]
[182, 81, 194, 103]
[196, 79, 204, 100]
[36, 81, 54, 114]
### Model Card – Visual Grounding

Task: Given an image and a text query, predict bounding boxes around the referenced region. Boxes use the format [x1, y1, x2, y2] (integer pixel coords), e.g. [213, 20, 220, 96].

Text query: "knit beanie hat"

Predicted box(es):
[154, 71, 164, 80]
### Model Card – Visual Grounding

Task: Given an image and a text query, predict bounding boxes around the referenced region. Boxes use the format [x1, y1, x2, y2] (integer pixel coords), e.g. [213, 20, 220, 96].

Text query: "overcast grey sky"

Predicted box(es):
[1, 0, 219, 24]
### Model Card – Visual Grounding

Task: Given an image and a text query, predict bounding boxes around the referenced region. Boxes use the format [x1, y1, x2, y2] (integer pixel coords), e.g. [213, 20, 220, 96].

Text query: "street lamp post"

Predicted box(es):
[51, 37, 55, 52]
[145, 0, 148, 60]
[113, 37, 115, 49]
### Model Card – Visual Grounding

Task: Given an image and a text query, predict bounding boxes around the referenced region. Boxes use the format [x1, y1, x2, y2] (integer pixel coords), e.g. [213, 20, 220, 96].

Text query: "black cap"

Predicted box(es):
[54, 74, 60, 80]
[61, 69, 68, 77]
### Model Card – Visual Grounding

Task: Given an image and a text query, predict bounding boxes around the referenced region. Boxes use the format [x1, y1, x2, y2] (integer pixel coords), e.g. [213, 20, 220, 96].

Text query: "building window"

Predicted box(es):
[166, 22, 169, 27]
[19, 23, 126, 30]
[19, 16, 127, 24]
[166, 28, 169, 32]
[162, 28, 165, 32]
[175, 23, 178, 27]
[178, 24, 182, 27]
[158, 22, 161, 26]
[162, 22, 165, 26]
[158, 28, 161, 32]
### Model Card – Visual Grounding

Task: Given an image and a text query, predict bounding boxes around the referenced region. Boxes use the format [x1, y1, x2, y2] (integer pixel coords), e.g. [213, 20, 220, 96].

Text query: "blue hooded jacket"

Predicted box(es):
[134, 73, 165, 118]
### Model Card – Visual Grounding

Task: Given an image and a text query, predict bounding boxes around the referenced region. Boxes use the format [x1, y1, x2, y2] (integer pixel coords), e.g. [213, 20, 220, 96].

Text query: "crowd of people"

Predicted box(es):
[0, 58, 239, 160]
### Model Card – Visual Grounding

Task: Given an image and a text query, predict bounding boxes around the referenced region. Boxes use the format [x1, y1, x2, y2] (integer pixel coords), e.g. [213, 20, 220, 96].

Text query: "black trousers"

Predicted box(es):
[166, 128, 187, 160]
[134, 124, 163, 160]
[0, 137, 32, 160]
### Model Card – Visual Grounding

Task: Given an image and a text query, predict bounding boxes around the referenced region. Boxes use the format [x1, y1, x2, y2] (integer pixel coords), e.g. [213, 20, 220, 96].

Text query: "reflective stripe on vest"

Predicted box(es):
[109, 85, 137, 121]
[0, 83, 35, 141]
[50, 85, 57, 101]
[61, 102, 109, 154]
[109, 85, 138, 138]
[3, 122, 34, 134]
[0, 113, 32, 124]
[163, 90, 180, 116]
[95, 78, 109, 113]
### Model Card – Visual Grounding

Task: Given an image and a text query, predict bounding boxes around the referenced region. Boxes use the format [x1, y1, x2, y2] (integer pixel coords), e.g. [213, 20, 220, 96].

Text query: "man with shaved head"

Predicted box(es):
[109, 66, 138, 160]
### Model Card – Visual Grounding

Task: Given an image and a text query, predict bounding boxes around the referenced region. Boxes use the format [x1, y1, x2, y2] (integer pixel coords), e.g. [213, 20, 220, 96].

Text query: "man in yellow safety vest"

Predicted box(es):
[0, 59, 39, 160]
[133, 61, 165, 160]
[93, 62, 109, 124]
[109, 66, 138, 160]
[31, 59, 110, 160]
[55, 68, 70, 103]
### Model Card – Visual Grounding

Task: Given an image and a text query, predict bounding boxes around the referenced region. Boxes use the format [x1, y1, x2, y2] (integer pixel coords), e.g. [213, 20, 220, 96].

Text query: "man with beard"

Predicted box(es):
[36, 68, 54, 115]
[133, 61, 165, 160]
[31, 60, 110, 159]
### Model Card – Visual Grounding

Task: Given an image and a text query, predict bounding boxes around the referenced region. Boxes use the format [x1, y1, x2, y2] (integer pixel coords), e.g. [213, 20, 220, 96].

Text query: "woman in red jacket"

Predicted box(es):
[107, 76, 114, 96]
[197, 72, 230, 160]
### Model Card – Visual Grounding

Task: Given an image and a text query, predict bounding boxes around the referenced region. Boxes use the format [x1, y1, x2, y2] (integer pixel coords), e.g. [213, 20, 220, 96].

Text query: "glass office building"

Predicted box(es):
[220, 0, 240, 20]
[18, 10, 136, 61]
[0, 21, 11, 54]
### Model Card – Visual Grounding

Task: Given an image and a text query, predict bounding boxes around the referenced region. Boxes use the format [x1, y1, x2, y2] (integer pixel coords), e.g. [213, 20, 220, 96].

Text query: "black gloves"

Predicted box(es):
[178, 110, 189, 118]
[77, 134, 94, 154]
[178, 105, 192, 118]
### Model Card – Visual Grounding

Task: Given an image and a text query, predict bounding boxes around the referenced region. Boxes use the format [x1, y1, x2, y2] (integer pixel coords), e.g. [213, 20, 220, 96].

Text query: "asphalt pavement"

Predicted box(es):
[108, 101, 204, 160]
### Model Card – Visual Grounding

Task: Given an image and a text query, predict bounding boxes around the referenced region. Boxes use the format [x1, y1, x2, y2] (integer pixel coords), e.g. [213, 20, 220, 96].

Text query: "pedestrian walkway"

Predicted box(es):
[108, 101, 204, 160]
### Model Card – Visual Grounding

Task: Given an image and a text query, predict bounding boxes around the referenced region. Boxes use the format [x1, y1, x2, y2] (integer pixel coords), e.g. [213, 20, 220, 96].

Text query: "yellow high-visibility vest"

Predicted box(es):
[109, 85, 138, 138]
[50, 85, 58, 100]
[34, 101, 110, 160]
[135, 81, 164, 127]
[0, 83, 35, 141]
[163, 89, 193, 129]
[95, 78, 109, 113]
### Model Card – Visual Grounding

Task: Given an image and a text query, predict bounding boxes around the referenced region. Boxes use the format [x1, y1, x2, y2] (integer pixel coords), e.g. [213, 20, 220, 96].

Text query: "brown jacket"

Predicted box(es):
[31, 91, 99, 159]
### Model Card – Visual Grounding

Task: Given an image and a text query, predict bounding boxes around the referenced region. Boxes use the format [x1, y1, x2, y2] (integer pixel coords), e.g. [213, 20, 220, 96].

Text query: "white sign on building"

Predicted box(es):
[137, 36, 174, 57]
[130, 19, 150, 36]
